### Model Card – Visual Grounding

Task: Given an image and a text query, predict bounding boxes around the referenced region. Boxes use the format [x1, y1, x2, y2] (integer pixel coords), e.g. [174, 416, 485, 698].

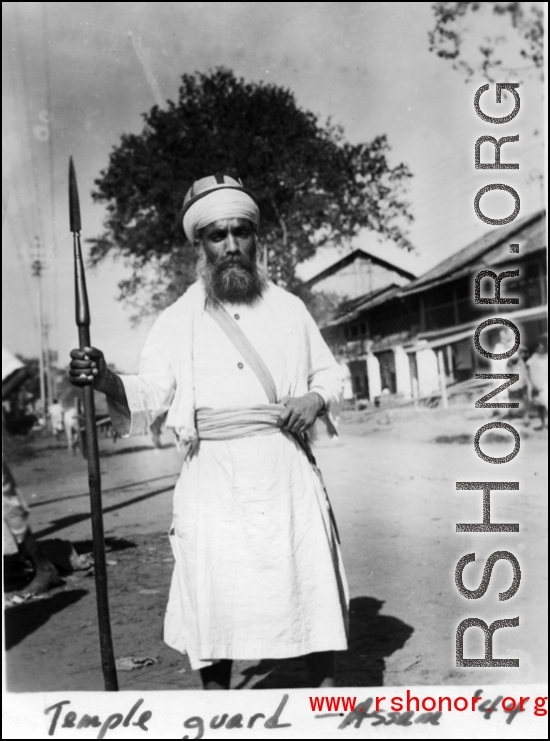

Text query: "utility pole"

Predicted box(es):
[43, 318, 56, 407]
[31, 236, 47, 424]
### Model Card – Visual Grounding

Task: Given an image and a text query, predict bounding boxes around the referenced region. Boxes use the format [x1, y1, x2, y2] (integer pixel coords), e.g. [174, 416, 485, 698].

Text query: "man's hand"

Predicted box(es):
[69, 347, 129, 412]
[277, 392, 325, 435]
[69, 346, 107, 388]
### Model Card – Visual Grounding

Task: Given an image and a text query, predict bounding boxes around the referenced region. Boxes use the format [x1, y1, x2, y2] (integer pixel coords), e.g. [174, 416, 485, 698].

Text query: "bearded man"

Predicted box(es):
[69, 174, 349, 689]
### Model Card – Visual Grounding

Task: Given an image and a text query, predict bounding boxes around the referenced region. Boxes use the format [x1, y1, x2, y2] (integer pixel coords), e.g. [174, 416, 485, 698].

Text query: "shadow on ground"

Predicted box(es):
[236, 596, 414, 689]
[33, 486, 174, 539]
[72, 536, 138, 554]
[4, 589, 88, 650]
[30, 474, 179, 509]
[99, 445, 172, 458]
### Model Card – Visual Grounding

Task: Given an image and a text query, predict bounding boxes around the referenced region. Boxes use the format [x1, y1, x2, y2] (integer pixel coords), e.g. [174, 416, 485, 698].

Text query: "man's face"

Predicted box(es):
[196, 217, 265, 304]
[198, 218, 256, 263]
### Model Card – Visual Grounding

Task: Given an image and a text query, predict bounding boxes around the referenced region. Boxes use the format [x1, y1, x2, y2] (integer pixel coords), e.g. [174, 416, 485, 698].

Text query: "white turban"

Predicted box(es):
[183, 188, 260, 243]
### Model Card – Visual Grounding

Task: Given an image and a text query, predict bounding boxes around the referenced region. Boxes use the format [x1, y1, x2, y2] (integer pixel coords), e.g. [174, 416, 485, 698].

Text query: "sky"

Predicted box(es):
[2, 2, 545, 372]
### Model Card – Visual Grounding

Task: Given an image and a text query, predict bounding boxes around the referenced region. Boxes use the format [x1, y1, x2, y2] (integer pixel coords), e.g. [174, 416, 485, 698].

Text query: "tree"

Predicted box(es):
[90, 68, 413, 318]
[298, 287, 345, 328]
[428, 2, 544, 82]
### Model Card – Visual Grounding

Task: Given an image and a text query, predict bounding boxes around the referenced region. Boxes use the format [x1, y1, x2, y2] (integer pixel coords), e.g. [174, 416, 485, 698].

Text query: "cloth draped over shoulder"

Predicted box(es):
[107, 280, 349, 669]
[107, 280, 342, 451]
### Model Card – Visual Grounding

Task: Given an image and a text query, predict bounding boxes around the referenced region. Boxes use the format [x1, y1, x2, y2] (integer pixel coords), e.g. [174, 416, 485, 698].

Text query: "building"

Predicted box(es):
[320, 210, 547, 402]
[303, 248, 416, 301]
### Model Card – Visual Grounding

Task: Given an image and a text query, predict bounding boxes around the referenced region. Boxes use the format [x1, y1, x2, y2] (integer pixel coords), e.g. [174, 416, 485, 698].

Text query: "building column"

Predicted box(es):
[365, 352, 382, 402]
[394, 345, 412, 398]
[416, 345, 440, 397]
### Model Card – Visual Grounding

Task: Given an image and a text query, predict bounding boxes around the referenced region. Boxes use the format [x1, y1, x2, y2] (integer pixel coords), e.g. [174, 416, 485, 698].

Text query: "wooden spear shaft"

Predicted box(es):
[69, 157, 118, 691]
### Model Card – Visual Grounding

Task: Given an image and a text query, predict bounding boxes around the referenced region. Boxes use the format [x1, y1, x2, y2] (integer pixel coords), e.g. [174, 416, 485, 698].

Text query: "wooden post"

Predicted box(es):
[437, 349, 449, 409]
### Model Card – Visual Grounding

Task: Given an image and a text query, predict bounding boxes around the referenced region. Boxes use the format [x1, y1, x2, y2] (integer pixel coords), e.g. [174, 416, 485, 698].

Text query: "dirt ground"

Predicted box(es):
[3, 406, 547, 691]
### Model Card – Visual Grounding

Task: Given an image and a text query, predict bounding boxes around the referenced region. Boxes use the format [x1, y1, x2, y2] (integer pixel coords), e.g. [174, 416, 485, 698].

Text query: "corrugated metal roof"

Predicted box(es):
[323, 284, 402, 327]
[304, 247, 417, 287]
[402, 209, 545, 296]
[337, 283, 398, 313]
[410, 305, 547, 349]
[320, 209, 546, 330]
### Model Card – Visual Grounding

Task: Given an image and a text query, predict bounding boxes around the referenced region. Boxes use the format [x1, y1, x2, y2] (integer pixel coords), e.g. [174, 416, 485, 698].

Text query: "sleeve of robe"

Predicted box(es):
[301, 303, 344, 409]
[107, 309, 177, 437]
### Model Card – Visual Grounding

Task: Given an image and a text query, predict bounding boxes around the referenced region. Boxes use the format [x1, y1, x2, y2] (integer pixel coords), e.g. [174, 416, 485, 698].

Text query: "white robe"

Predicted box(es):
[108, 281, 349, 668]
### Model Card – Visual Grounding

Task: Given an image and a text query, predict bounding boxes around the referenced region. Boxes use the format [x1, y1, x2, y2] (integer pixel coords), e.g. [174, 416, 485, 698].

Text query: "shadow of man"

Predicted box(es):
[235, 595, 414, 689]
[338, 596, 414, 686]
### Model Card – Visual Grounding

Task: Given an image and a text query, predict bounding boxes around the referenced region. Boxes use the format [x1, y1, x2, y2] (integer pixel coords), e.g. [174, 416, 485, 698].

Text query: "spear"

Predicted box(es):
[69, 157, 119, 691]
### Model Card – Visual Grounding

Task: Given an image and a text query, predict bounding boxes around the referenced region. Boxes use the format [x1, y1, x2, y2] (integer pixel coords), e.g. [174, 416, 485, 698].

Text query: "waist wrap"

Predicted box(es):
[195, 404, 285, 440]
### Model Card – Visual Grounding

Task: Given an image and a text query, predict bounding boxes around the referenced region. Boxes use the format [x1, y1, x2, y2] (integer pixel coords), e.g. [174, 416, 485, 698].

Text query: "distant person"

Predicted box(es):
[324, 353, 353, 440]
[341, 357, 354, 406]
[63, 405, 80, 454]
[505, 346, 531, 426]
[491, 326, 517, 360]
[48, 398, 64, 440]
[2, 347, 61, 594]
[491, 327, 517, 408]
[527, 336, 548, 430]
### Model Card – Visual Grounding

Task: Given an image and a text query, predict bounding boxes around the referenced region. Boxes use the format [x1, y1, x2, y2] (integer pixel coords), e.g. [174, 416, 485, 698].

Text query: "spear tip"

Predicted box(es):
[69, 156, 82, 233]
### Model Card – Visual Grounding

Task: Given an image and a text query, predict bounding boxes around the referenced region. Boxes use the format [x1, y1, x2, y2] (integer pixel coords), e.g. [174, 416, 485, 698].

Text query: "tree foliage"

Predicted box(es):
[90, 68, 413, 318]
[428, 1, 544, 82]
[298, 287, 346, 328]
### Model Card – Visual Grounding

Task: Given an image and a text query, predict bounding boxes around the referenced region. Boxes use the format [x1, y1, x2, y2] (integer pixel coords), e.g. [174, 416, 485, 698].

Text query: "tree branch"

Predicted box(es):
[270, 197, 288, 248]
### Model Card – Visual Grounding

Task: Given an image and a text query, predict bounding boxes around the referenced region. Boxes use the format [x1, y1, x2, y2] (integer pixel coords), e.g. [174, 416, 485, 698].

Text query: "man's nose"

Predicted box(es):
[224, 232, 240, 254]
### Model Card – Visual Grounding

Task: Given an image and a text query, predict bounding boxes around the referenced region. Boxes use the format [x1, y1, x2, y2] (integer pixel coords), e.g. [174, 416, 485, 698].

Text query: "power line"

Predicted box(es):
[2, 52, 41, 246]
[41, 1, 60, 356]
[1, 144, 38, 252]
[4, 219, 39, 330]
[7, 5, 61, 381]
[409, 139, 544, 209]
[410, 162, 544, 217]
[405, 133, 543, 190]
[14, 5, 46, 246]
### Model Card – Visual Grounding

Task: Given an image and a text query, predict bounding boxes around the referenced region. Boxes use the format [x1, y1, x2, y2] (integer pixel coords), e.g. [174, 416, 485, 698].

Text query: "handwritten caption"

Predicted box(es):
[42, 689, 548, 739]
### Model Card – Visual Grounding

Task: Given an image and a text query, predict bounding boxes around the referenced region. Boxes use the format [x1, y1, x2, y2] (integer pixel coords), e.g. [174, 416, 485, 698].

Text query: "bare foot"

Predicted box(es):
[20, 564, 63, 595]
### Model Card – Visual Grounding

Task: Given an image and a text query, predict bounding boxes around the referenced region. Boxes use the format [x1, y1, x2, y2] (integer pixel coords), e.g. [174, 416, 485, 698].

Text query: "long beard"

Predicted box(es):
[196, 250, 267, 305]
